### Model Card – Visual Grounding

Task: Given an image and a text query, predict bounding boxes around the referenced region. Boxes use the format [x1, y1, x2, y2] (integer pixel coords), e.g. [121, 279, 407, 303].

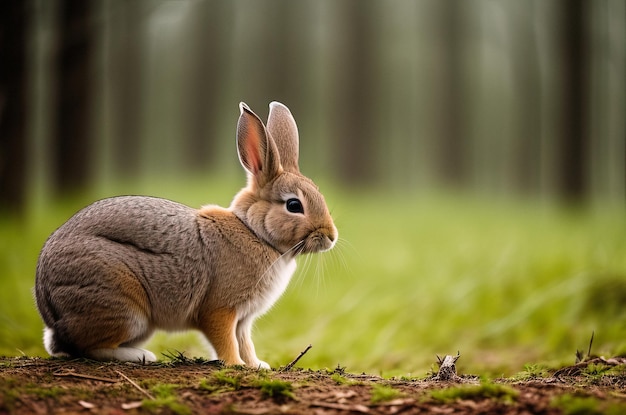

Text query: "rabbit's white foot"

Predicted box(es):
[247, 359, 270, 370]
[88, 347, 157, 363]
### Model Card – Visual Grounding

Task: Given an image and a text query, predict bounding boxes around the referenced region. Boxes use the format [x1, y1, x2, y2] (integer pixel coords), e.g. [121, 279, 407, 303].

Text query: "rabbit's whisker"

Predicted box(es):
[255, 240, 305, 289]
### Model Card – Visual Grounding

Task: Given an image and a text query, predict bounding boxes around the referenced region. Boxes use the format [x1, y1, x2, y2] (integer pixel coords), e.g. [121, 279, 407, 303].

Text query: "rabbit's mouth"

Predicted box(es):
[298, 227, 337, 254]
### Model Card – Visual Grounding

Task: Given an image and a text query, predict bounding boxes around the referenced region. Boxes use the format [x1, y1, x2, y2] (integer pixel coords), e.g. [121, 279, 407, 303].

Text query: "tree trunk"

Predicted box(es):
[0, 1, 29, 214]
[510, 2, 542, 196]
[556, 0, 589, 202]
[434, 0, 466, 188]
[52, 0, 95, 195]
[332, 0, 378, 185]
[109, 0, 144, 177]
[183, 0, 233, 170]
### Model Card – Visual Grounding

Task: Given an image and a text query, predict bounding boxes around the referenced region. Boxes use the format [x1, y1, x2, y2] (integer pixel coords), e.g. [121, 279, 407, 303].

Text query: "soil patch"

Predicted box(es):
[1, 356, 626, 414]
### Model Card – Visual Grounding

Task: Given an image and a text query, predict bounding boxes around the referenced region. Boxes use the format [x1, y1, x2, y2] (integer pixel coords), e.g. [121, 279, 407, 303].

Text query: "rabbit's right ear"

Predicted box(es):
[267, 102, 299, 173]
[237, 102, 282, 187]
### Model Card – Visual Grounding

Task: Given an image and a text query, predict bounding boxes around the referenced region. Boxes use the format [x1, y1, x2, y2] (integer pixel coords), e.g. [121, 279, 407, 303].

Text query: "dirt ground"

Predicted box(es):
[1, 355, 626, 415]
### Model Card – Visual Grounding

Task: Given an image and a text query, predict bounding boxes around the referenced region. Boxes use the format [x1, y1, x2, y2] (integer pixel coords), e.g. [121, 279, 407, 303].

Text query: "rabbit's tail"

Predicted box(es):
[43, 326, 73, 358]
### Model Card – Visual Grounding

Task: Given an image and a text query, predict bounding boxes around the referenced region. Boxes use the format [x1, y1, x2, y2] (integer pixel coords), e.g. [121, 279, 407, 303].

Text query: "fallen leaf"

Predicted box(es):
[381, 398, 416, 406]
[334, 390, 358, 399]
[311, 401, 370, 414]
[230, 406, 274, 415]
[78, 400, 95, 409]
[121, 401, 143, 410]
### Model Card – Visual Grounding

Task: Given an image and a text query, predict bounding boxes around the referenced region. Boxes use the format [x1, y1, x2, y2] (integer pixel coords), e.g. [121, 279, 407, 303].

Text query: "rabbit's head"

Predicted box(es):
[230, 102, 337, 256]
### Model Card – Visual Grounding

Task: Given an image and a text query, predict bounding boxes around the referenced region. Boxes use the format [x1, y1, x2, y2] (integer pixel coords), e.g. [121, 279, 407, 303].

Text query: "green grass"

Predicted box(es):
[197, 367, 295, 399]
[2, 177, 625, 376]
[142, 383, 191, 415]
[197, 368, 245, 394]
[212, 369, 243, 390]
[256, 378, 295, 400]
[551, 393, 626, 415]
[429, 382, 518, 404]
[370, 384, 404, 403]
[510, 363, 550, 381]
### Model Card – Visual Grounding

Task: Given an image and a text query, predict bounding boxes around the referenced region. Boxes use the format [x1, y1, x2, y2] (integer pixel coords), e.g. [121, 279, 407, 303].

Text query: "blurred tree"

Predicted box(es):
[0, 1, 29, 214]
[510, 2, 542, 195]
[556, 0, 589, 202]
[263, 1, 310, 108]
[230, 1, 308, 109]
[183, 0, 233, 170]
[51, 0, 96, 195]
[109, 0, 145, 177]
[15, 0, 625, 204]
[434, 0, 467, 188]
[332, 0, 379, 185]
[588, 0, 626, 202]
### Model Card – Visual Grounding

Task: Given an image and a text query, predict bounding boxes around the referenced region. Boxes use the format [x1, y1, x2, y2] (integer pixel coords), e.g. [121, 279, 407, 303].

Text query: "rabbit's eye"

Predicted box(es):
[286, 198, 304, 214]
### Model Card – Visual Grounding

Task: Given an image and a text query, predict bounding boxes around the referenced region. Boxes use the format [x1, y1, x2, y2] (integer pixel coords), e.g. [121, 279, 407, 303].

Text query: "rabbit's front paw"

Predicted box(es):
[253, 359, 270, 370]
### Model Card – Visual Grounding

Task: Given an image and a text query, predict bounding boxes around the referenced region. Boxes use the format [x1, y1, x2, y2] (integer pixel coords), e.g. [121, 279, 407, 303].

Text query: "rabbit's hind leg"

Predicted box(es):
[81, 297, 156, 362]
[50, 262, 155, 362]
[81, 315, 156, 362]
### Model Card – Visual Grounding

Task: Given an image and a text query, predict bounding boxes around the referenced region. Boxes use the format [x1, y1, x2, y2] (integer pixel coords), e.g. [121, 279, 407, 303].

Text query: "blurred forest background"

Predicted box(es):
[1, 0, 625, 211]
[0, 1, 625, 374]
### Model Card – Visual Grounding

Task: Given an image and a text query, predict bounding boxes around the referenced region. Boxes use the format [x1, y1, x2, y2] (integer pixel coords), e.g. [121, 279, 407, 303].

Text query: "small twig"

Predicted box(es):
[281, 344, 312, 372]
[310, 401, 370, 414]
[587, 331, 595, 359]
[576, 331, 596, 363]
[554, 355, 626, 380]
[53, 370, 118, 383]
[115, 370, 155, 400]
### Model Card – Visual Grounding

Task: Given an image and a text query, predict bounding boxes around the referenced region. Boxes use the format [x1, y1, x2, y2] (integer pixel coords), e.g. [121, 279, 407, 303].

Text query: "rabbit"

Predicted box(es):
[35, 101, 338, 368]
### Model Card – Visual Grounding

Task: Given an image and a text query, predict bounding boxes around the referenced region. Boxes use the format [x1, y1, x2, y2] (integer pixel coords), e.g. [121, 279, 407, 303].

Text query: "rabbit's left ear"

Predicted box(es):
[267, 102, 299, 173]
[237, 102, 281, 186]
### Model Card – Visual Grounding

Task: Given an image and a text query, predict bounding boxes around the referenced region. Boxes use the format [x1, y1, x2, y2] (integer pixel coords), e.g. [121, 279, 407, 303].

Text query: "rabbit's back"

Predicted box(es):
[36, 196, 210, 330]
[51, 196, 197, 253]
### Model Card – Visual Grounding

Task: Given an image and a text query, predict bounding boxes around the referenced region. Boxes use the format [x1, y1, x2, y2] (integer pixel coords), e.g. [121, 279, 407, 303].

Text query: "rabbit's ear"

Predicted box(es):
[267, 102, 299, 173]
[237, 102, 281, 186]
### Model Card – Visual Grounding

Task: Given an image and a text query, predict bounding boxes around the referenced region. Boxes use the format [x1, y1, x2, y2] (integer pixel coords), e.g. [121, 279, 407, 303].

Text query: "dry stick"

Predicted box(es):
[281, 344, 312, 372]
[587, 331, 595, 358]
[553, 355, 626, 379]
[115, 370, 155, 400]
[310, 401, 370, 414]
[53, 370, 118, 383]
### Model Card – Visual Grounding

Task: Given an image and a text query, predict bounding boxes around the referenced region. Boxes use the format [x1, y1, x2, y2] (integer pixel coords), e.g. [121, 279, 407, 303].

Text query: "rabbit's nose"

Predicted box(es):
[330, 226, 338, 242]
[323, 224, 338, 250]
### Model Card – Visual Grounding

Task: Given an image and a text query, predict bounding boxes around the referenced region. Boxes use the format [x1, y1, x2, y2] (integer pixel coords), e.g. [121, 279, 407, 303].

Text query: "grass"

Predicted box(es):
[142, 383, 191, 415]
[331, 373, 359, 385]
[551, 393, 626, 415]
[256, 378, 295, 400]
[429, 382, 519, 404]
[370, 384, 404, 403]
[196, 367, 295, 400]
[582, 362, 613, 379]
[510, 363, 550, 381]
[212, 369, 243, 390]
[1, 177, 625, 376]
